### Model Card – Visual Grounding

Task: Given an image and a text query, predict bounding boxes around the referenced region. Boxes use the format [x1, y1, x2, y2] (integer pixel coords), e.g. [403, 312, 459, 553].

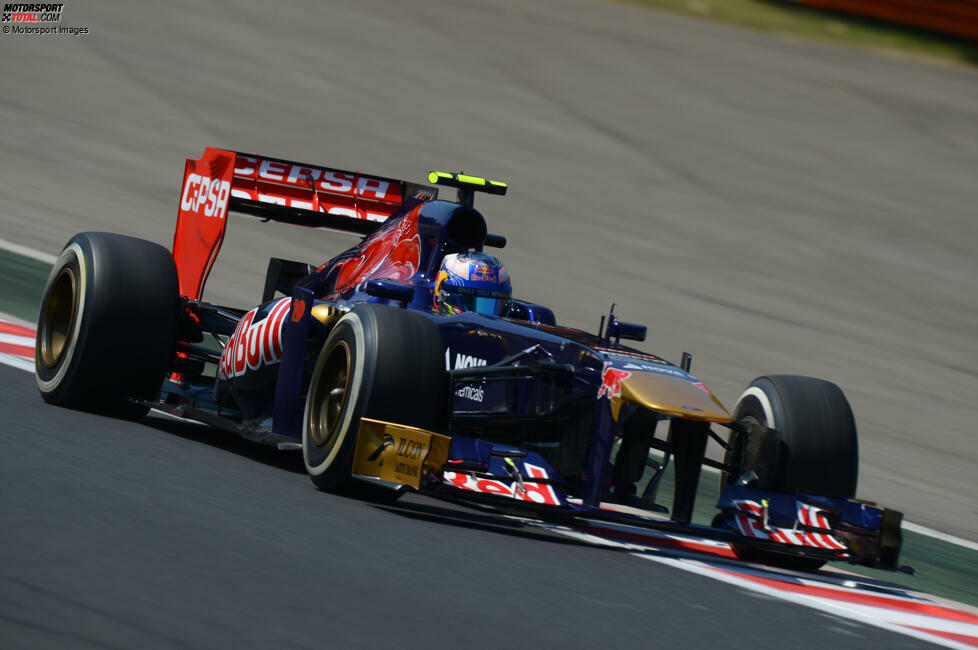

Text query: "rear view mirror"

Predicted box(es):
[364, 279, 414, 306]
[606, 320, 646, 342]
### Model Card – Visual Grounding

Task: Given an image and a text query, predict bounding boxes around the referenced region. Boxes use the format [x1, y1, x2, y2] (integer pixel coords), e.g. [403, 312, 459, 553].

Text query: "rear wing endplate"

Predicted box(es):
[173, 147, 438, 300]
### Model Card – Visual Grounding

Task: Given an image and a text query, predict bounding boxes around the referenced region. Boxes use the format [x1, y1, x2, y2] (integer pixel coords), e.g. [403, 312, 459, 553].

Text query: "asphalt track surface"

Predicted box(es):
[0, 0, 976, 646]
[0, 364, 933, 649]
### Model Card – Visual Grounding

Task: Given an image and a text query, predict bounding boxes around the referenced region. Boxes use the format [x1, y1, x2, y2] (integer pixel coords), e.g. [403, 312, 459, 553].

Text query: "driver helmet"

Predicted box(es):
[433, 252, 512, 316]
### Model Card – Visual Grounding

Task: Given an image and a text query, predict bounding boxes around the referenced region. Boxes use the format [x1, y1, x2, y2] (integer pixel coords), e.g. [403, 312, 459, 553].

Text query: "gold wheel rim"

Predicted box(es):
[40, 267, 77, 368]
[310, 340, 351, 448]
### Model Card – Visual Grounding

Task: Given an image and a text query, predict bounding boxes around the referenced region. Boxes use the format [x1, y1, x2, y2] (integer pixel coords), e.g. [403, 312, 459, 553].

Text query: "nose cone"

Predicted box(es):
[614, 369, 732, 422]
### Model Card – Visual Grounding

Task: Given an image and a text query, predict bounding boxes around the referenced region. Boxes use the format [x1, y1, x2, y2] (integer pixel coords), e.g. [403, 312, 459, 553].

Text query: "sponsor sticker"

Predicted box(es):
[290, 300, 306, 322]
[623, 362, 687, 378]
[620, 360, 713, 395]
[231, 155, 400, 203]
[443, 463, 561, 506]
[218, 298, 291, 379]
[594, 347, 666, 363]
[444, 348, 488, 370]
[455, 383, 484, 402]
[469, 264, 497, 282]
[181, 173, 231, 220]
[597, 361, 631, 400]
[352, 419, 450, 490]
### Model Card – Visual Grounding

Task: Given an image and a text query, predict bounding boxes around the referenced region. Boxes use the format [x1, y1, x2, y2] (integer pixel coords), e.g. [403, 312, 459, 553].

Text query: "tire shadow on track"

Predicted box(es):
[138, 412, 621, 552]
[139, 414, 306, 475]
[375, 496, 942, 606]
[371, 498, 601, 551]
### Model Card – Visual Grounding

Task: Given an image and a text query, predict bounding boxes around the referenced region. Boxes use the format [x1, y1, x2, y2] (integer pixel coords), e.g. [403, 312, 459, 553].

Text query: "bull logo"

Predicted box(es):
[597, 361, 631, 400]
[367, 434, 396, 465]
[290, 300, 306, 322]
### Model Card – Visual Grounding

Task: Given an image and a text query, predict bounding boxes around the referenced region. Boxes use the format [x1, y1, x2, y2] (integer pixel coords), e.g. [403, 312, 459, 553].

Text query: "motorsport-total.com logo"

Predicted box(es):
[2, 2, 63, 22]
[2, 2, 88, 35]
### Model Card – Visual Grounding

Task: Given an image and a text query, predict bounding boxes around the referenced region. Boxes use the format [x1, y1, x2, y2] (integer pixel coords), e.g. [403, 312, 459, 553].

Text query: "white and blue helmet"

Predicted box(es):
[434, 252, 512, 316]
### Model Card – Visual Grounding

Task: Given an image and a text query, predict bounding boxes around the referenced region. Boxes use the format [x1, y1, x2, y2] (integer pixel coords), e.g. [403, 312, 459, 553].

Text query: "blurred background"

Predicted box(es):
[1, 0, 975, 539]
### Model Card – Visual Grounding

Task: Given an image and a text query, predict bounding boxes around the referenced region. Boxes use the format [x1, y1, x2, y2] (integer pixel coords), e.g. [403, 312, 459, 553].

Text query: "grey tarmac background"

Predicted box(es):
[1, 0, 975, 546]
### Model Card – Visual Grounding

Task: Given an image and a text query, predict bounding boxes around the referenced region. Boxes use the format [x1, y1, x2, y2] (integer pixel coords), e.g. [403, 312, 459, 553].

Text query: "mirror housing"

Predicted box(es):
[507, 300, 556, 326]
[607, 320, 646, 342]
[364, 279, 414, 306]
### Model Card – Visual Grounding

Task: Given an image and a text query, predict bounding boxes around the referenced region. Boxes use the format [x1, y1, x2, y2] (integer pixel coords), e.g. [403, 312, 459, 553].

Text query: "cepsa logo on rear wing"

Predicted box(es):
[181, 172, 231, 219]
[230, 155, 400, 222]
[172, 147, 438, 300]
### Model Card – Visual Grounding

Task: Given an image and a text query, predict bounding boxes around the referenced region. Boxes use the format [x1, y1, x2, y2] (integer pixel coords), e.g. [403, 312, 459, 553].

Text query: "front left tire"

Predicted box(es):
[302, 303, 449, 499]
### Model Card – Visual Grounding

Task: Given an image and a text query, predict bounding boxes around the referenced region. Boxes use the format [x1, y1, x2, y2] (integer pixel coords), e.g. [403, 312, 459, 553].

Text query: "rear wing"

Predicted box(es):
[173, 147, 438, 300]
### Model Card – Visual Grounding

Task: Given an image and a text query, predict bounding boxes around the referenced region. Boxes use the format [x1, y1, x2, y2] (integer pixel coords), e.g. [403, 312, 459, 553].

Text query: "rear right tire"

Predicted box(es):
[35, 232, 180, 418]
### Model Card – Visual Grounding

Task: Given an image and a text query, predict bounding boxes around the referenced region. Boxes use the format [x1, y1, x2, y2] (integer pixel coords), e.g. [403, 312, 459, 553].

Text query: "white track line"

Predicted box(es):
[903, 522, 978, 553]
[0, 332, 35, 347]
[632, 552, 978, 650]
[542, 525, 976, 650]
[0, 311, 37, 329]
[0, 352, 34, 373]
[0, 237, 56, 264]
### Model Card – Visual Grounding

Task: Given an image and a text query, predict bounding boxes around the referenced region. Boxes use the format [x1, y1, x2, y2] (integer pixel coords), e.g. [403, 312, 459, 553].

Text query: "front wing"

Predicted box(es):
[348, 418, 904, 570]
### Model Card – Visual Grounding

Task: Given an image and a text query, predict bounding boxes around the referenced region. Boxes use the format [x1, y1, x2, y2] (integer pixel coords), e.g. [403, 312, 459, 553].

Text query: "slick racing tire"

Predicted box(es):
[722, 375, 859, 571]
[35, 232, 180, 419]
[302, 303, 449, 501]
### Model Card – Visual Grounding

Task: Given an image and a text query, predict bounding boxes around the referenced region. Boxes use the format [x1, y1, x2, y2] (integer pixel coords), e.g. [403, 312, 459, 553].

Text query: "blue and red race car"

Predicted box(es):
[35, 147, 904, 572]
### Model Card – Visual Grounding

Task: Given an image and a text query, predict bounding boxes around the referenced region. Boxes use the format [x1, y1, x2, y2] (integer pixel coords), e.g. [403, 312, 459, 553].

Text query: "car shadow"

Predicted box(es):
[369, 496, 601, 550]
[137, 411, 604, 549]
[139, 413, 306, 474]
[136, 411, 916, 594]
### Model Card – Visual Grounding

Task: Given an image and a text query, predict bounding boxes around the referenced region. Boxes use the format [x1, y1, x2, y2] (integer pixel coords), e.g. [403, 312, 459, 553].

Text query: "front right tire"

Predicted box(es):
[726, 375, 858, 497]
[722, 374, 859, 570]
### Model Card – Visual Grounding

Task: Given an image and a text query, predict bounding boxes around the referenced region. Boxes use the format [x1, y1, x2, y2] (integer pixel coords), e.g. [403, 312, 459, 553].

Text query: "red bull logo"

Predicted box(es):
[443, 463, 561, 506]
[597, 361, 631, 400]
[469, 263, 496, 282]
[218, 298, 291, 379]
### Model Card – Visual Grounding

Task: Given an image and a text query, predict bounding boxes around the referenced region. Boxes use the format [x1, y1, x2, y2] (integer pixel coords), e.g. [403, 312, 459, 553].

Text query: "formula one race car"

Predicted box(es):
[35, 147, 905, 572]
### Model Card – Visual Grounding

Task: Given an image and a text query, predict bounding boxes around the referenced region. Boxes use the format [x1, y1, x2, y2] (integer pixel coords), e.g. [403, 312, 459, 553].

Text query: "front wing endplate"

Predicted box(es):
[352, 418, 450, 490]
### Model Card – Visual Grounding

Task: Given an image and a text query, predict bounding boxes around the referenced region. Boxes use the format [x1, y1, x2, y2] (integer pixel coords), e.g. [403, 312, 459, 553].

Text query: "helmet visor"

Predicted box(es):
[444, 292, 510, 316]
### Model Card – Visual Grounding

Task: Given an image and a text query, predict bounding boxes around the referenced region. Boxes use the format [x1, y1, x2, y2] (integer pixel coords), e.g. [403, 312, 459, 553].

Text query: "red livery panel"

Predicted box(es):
[173, 148, 236, 300]
[325, 205, 423, 299]
[172, 147, 416, 301]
